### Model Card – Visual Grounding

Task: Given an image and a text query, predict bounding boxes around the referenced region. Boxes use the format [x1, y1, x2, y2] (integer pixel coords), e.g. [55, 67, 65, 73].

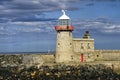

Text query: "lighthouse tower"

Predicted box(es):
[55, 10, 74, 63]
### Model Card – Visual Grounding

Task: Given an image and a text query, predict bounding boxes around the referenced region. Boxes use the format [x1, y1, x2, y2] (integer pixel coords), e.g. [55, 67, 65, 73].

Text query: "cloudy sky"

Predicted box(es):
[0, 0, 120, 52]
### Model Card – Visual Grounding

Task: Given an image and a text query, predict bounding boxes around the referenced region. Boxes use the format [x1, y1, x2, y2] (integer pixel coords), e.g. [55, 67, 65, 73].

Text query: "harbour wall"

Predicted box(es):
[0, 50, 120, 69]
[94, 50, 120, 61]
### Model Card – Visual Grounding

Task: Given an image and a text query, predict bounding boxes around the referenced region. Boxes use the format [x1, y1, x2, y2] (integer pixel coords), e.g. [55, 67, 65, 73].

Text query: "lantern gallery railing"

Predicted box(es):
[55, 26, 74, 31]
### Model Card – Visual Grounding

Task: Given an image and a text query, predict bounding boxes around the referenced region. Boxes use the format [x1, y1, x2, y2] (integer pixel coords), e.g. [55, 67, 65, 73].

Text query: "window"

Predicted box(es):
[87, 43, 90, 49]
[58, 43, 60, 47]
[97, 55, 99, 57]
[88, 53, 90, 58]
[59, 19, 70, 26]
[58, 54, 60, 58]
[81, 43, 84, 49]
[69, 32, 71, 36]
[71, 56, 73, 60]
[87, 43, 90, 46]
[70, 43, 72, 48]
[58, 43, 60, 45]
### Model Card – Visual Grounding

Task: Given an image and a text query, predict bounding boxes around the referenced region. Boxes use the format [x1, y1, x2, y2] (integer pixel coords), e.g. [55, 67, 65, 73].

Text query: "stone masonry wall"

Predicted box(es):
[94, 50, 120, 61]
[0, 50, 120, 67]
[0, 53, 54, 67]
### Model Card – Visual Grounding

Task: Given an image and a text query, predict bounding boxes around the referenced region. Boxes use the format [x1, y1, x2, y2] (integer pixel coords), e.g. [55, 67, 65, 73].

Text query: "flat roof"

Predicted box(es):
[73, 38, 94, 41]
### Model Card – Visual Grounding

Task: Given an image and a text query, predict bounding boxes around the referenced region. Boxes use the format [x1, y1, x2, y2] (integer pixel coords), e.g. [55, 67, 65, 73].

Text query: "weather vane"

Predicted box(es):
[62, 10, 66, 15]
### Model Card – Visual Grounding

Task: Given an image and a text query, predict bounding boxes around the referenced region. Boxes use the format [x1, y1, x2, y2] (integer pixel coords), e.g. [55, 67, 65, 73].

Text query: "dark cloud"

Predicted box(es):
[0, 18, 9, 23]
[0, 0, 119, 35]
[0, 0, 79, 23]
[80, 0, 119, 1]
[0, 0, 13, 4]
[12, 17, 57, 22]
[86, 3, 94, 6]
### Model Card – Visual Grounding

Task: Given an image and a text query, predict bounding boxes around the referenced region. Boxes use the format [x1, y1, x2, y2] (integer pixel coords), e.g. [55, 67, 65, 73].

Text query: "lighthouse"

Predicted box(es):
[55, 10, 74, 63]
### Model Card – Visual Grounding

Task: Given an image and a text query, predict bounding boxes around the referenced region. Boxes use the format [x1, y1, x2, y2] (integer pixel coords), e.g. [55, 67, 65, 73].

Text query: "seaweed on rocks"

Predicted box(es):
[0, 64, 119, 80]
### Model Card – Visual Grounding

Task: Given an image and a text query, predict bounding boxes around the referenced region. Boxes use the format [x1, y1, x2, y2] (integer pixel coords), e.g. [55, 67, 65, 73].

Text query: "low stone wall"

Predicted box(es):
[95, 50, 120, 61]
[22, 53, 55, 67]
[0, 53, 55, 67]
[0, 50, 120, 68]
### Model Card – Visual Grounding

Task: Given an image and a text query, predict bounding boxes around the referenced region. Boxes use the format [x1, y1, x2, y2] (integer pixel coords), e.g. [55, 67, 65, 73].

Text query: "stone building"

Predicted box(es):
[55, 10, 95, 63]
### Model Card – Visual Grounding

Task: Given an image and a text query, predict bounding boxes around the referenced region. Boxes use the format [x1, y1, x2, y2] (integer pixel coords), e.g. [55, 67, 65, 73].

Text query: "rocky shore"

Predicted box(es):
[0, 54, 120, 80]
[0, 64, 120, 80]
[0, 54, 23, 67]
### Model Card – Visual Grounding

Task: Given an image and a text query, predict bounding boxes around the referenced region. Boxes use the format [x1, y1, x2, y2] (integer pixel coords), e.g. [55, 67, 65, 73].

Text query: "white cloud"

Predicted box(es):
[73, 19, 120, 34]
[0, 20, 55, 35]
[0, 25, 4, 30]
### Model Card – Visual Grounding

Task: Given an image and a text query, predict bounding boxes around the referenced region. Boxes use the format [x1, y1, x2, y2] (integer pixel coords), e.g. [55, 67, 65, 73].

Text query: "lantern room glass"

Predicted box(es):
[59, 19, 70, 26]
